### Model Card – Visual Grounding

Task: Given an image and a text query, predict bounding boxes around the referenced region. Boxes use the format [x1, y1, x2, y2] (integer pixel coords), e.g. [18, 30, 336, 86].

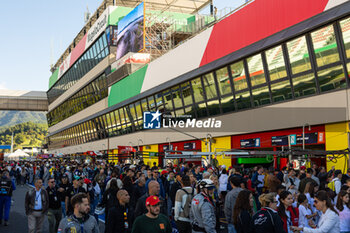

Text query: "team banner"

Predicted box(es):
[116, 2, 145, 61]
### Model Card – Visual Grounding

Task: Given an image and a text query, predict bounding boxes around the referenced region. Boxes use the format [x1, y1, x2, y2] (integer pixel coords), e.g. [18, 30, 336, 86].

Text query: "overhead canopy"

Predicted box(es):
[7, 149, 30, 160]
[115, 0, 211, 14]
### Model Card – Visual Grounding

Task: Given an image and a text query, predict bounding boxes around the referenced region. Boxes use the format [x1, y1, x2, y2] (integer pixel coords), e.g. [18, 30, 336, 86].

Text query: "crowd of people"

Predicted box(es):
[0, 158, 349, 233]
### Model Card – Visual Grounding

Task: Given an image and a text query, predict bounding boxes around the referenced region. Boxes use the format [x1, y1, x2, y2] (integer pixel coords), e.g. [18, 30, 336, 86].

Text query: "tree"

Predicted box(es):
[14, 134, 25, 145]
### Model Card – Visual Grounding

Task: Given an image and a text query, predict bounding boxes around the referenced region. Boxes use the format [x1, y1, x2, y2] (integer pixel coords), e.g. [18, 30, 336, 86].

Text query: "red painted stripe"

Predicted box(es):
[200, 0, 329, 67]
[69, 34, 88, 66]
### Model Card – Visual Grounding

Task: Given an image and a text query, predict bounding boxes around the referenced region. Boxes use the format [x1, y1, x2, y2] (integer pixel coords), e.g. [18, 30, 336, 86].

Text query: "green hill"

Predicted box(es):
[0, 111, 47, 128]
[0, 122, 48, 149]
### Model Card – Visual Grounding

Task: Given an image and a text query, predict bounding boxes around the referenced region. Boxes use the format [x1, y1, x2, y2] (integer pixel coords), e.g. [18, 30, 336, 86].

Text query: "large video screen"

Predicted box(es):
[116, 2, 144, 60]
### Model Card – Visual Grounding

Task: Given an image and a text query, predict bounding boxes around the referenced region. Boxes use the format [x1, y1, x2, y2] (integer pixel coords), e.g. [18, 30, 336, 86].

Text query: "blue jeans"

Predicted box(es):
[0, 196, 11, 221]
[61, 201, 66, 218]
[227, 224, 237, 233]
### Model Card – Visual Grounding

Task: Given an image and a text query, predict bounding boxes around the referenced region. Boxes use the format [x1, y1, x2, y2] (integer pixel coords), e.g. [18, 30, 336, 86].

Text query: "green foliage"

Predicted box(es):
[0, 122, 48, 149]
[0, 111, 47, 128]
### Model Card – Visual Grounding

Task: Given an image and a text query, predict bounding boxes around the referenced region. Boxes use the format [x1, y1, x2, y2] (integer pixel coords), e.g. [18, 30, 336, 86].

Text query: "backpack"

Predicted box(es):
[180, 188, 194, 218]
[327, 180, 335, 191]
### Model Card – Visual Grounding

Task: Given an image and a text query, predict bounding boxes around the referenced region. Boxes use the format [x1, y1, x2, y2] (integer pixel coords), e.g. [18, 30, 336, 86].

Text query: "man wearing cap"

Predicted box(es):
[132, 195, 172, 233]
[57, 174, 70, 217]
[65, 176, 87, 216]
[190, 179, 217, 233]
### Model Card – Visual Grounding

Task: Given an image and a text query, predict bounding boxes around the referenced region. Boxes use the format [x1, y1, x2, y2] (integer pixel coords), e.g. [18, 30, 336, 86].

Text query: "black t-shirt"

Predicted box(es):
[66, 186, 86, 214]
[57, 182, 71, 202]
[46, 186, 61, 209]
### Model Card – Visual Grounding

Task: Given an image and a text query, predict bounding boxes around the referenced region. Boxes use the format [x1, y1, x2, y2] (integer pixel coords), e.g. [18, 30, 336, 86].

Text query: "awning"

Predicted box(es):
[115, 0, 211, 14]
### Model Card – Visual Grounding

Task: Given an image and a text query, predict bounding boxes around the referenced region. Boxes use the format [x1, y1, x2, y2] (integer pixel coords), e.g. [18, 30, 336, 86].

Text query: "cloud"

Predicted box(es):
[0, 82, 7, 90]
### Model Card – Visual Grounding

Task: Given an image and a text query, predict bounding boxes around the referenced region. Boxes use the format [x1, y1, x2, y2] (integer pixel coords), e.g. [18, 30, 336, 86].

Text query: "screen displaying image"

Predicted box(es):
[116, 2, 144, 60]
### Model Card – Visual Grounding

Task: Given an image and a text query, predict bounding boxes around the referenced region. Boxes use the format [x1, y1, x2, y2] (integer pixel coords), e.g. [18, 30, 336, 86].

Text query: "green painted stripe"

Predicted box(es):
[108, 7, 134, 26]
[48, 69, 59, 89]
[108, 65, 148, 107]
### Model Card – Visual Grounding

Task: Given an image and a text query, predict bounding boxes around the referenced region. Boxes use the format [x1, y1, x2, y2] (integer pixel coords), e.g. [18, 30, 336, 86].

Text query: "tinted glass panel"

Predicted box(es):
[155, 93, 164, 112]
[266, 45, 287, 81]
[181, 82, 193, 106]
[235, 90, 251, 110]
[252, 86, 270, 106]
[318, 65, 346, 92]
[191, 77, 204, 102]
[340, 17, 350, 59]
[311, 25, 340, 67]
[292, 73, 317, 98]
[271, 80, 292, 103]
[147, 96, 156, 111]
[207, 99, 220, 115]
[247, 54, 266, 87]
[231, 60, 248, 90]
[216, 67, 232, 96]
[287, 36, 311, 74]
[202, 73, 218, 100]
[162, 90, 174, 112]
[172, 86, 183, 109]
[221, 94, 235, 113]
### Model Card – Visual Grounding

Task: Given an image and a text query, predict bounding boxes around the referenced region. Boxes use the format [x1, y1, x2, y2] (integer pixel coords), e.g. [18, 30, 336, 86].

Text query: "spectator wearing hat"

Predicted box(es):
[46, 177, 62, 233]
[132, 195, 172, 233]
[57, 174, 70, 217]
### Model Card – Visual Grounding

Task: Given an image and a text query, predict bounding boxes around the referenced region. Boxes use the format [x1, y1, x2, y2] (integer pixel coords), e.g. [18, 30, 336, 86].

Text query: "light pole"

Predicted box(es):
[302, 123, 311, 150]
[206, 134, 213, 166]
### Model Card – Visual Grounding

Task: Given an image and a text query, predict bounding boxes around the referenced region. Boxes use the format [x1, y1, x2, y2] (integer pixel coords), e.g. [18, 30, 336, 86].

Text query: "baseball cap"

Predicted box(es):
[161, 170, 168, 175]
[74, 175, 81, 180]
[146, 195, 160, 206]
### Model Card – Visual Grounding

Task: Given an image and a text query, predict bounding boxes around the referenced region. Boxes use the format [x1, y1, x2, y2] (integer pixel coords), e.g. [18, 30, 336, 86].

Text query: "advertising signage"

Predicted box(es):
[271, 132, 324, 146]
[116, 2, 145, 61]
[240, 138, 261, 148]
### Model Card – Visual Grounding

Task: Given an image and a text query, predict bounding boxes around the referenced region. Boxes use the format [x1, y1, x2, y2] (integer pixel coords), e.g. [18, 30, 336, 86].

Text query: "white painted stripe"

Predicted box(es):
[140, 26, 214, 93]
[324, 0, 348, 11]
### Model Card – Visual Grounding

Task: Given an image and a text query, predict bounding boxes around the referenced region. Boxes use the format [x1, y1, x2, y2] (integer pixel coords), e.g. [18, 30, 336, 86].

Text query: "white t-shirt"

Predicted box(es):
[336, 205, 350, 232]
[298, 204, 312, 228]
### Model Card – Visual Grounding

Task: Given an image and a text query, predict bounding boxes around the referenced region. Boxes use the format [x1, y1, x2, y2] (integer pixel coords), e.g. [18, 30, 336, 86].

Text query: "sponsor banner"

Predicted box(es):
[271, 132, 325, 146]
[240, 138, 260, 148]
[58, 54, 71, 80]
[116, 2, 145, 61]
[85, 8, 109, 50]
[117, 146, 136, 153]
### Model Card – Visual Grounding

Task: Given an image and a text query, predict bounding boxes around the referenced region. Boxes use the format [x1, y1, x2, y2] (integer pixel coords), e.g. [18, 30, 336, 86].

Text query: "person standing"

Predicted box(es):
[65, 176, 87, 216]
[335, 190, 350, 233]
[225, 176, 243, 233]
[190, 179, 217, 233]
[131, 195, 172, 233]
[232, 190, 254, 233]
[0, 170, 15, 226]
[25, 178, 49, 233]
[47, 177, 62, 233]
[277, 191, 299, 233]
[106, 189, 134, 233]
[58, 193, 100, 233]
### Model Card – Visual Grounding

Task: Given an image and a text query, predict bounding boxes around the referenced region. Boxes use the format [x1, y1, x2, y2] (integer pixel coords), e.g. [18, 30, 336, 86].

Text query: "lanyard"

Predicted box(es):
[35, 190, 41, 201]
[80, 223, 84, 233]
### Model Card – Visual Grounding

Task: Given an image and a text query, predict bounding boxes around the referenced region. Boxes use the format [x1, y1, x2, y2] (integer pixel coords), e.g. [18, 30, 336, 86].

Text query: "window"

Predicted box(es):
[181, 82, 193, 106]
[266, 45, 287, 81]
[292, 73, 317, 98]
[202, 73, 218, 100]
[311, 24, 340, 67]
[318, 65, 346, 92]
[235, 90, 251, 110]
[287, 36, 311, 75]
[271, 80, 292, 103]
[162, 90, 174, 113]
[191, 77, 205, 102]
[247, 54, 266, 87]
[340, 17, 350, 58]
[252, 86, 270, 106]
[231, 61, 248, 92]
[216, 67, 232, 96]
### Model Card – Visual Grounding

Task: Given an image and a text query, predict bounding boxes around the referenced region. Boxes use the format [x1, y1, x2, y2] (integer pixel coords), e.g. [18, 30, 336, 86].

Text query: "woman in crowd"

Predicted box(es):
[297, 193, 316, 229]
[251, 193, 285, 233]
[291, 190, 340, 233]
[335, 190, 350, 233]
[219, 169, 228, 200]
[233, 190, 254, 233]
[278, 191, 299, 233]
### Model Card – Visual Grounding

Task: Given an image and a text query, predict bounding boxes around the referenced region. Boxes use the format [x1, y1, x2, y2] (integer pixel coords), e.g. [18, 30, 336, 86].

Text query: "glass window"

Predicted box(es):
[194, 102, 207, 118]
[231, 61, 248, 92]
[311, 24, 340, 67]
[181, 82, 193, 106]
[216, 67, 232, 96]
[202, 73, 218, 100]
[221, 94, 235, 113]
[147, 96, 156, 111]
[191, 77, 205, 102]
[266, 45, 287, 81]
[141, 98, 149, 113]
[271, 80, 292, 103]
[340, 17, 350, 58]
[247, 54, 266, 87]
[207, 99, 221, 115]
[287, 36, 312, 75]
[172, 86, 183, 109]
[252, 86, 270, 106]
[162, 90, 174, 112]
[134, 101, 143, 121]
[292, 73, 317, 98]
[235, 90, 251, 110]
[123, 107, 130, 124]
[129, 104, 137, 126]
[119, 108, 126, 125]
[318, 65, 346, 92]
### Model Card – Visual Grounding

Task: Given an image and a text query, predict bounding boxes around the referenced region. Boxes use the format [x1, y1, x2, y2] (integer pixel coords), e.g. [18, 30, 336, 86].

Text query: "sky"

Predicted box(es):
[0, 0, 246, 92]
